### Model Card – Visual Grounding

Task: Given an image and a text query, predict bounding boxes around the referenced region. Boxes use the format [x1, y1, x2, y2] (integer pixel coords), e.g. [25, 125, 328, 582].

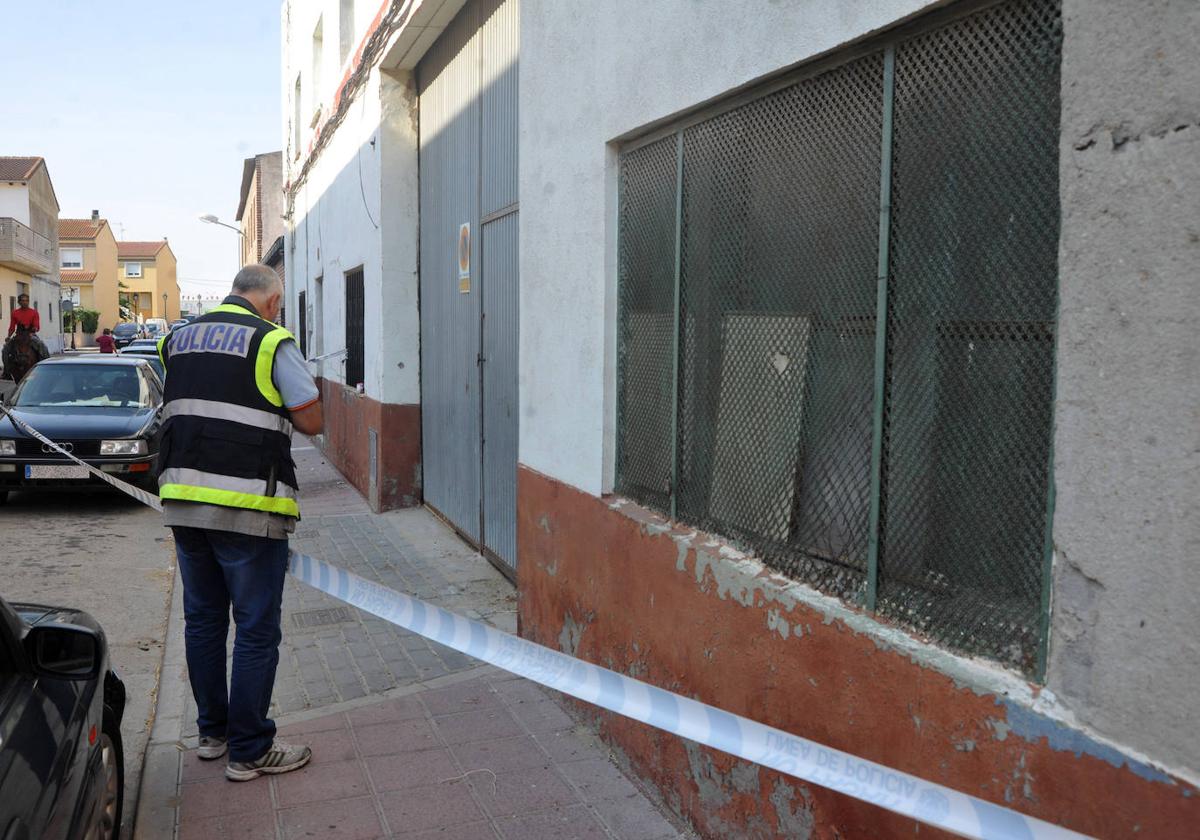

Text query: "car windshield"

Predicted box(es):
[14, 364, 151, 408]
[113, 324, 139, 336]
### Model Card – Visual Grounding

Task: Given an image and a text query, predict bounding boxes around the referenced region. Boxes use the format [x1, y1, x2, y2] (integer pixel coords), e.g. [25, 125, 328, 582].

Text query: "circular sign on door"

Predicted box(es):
[457, 223, 471, 294]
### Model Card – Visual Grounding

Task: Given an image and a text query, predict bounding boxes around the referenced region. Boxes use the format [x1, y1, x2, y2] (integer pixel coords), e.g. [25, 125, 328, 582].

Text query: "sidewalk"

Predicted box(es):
[136, 440, 690, 840]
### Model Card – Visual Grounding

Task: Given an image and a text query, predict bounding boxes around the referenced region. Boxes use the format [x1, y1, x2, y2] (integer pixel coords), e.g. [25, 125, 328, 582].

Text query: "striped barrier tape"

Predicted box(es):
[0, 403, 1091, 840]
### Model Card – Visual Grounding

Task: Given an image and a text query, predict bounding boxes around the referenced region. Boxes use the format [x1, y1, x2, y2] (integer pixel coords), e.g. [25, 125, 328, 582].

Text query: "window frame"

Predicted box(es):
[60, 248, 84, 269]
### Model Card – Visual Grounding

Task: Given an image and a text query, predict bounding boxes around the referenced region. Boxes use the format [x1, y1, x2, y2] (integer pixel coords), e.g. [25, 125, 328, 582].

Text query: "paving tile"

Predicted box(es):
[354, 718, 441, 756]
[286, 724, 360, 763]
[592, 794, 681, 839]
[346, 695, 427, 727]
[273, 758, 371, 807]
[494, 805, 611, 840]
[278, 711, 349, 736]
[179, 809, 278, 840]
[492, 679, 549, 706]
[279, 795, 385, 840]
[420, 679, 503, 717]
[434, 707, 524, 746]
[557, 757, 643, 802]
[366, 748, 459, 793]
[180, 750, 229, 784]
[178, 776, 273, 822]
[450, 735, 550, 774]
[398, 821, 497, 839]
[377, 781, 487, 834]
[469, 763, 581, 818]
[509, 698, 576, 733]
[534, 727, 609, 765]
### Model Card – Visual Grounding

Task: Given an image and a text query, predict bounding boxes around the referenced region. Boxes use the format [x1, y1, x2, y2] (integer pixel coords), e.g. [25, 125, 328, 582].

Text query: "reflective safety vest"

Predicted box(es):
[156, 302, 300, 518]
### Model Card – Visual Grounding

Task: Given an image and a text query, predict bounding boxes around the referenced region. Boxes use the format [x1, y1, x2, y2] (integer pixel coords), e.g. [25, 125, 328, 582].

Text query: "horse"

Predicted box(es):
[1, 326, 44, 383]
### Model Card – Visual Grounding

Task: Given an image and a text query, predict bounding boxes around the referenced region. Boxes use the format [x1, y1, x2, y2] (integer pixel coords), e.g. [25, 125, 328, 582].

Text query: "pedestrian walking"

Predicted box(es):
[95, 328, 116, 354]
[157, 264, 323, 782]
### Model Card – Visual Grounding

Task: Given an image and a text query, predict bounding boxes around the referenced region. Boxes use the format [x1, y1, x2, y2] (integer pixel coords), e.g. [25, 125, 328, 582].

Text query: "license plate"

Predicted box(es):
[25, 464, 89, 479]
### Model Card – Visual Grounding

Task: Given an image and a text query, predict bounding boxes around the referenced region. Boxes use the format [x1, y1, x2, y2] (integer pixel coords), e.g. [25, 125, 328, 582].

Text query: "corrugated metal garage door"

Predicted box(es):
[418, 0, 519, 576]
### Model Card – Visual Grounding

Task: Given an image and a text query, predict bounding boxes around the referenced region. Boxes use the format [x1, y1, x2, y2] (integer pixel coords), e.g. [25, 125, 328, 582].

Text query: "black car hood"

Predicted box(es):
[0, 406, 155, 439]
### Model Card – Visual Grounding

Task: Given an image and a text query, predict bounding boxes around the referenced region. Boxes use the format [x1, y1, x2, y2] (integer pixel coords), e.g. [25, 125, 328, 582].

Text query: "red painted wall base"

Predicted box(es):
[516, 466, 1198, 839]
[314, 377, 421, 511]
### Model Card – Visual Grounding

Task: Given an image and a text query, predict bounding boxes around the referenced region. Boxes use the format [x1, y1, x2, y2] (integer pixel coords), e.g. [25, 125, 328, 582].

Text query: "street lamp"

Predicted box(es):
[163, 292, 168, 319]
[199, 213, 245, 272]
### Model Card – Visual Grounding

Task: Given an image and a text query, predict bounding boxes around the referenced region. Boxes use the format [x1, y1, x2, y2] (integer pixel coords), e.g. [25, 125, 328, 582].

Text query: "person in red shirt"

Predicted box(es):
[6, 293, 40, 338]
[96, 328, 117, 354]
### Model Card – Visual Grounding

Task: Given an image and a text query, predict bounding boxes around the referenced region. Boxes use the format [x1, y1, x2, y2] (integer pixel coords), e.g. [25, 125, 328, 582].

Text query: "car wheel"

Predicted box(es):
[0, 490, 7, 504]
[88, 707, 124, 840]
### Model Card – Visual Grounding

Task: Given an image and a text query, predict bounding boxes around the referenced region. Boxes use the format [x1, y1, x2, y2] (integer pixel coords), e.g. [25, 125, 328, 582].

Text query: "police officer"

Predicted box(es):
[158, 264, 323, 781]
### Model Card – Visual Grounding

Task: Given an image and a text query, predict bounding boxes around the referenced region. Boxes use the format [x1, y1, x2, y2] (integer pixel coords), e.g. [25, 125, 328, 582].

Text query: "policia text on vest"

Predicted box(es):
[157, 302, 301, 517]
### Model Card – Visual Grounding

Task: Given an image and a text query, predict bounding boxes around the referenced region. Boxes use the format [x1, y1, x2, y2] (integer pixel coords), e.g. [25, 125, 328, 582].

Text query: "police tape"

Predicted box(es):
[0, 404, 1091, 840]
[0, 404, 163, 511]
[288, 550, 1089, 840]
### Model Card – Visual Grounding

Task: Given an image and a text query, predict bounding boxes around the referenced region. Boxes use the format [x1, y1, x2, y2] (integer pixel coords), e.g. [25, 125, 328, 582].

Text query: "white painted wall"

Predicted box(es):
[0, 185, 31, 226]
[282, 1, 421, 406]
[518, 0, 938, 497]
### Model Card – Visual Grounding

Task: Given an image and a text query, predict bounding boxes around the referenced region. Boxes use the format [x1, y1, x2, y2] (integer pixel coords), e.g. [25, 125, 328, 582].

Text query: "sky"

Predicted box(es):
[1, 1, 282, 298]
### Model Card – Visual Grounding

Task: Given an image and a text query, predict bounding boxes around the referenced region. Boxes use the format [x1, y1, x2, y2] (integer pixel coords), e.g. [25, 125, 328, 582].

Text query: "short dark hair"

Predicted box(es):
[17, 293, 29, 301]
[103, 328, 111, 335]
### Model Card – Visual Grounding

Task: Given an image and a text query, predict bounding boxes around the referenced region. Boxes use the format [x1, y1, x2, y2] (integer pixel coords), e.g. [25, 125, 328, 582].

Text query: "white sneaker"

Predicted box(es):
[197, 736, 227, 760]
[225, 739, 312, 782]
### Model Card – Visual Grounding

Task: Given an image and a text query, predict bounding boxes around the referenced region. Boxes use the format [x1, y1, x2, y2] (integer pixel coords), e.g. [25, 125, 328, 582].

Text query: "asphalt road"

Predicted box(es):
[1, 485, 174, 839]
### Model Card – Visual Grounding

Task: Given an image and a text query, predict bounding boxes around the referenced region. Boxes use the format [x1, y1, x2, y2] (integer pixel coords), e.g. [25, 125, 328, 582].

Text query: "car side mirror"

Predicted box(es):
[24, 624, 102, 680]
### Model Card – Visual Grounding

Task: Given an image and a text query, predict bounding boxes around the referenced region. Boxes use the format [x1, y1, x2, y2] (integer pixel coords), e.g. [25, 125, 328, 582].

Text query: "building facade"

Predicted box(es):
[282, 0, 1200, 836]
[116, 240, 180, 323]
[0, 156, 62, 353]
[236, 151, 285, 267]
[516, 0, 1200, 836]
[59, 212, 120, 341]
[180, 294, 223, 316]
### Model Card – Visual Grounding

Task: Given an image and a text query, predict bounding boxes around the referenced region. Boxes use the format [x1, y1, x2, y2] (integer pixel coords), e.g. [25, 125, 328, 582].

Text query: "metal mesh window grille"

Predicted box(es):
[345, 268, 365, 387]
[615, 0, 1062, 674]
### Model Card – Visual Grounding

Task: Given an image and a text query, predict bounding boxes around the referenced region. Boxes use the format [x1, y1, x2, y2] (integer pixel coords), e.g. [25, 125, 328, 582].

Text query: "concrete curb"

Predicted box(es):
[131, 564, 186, 840]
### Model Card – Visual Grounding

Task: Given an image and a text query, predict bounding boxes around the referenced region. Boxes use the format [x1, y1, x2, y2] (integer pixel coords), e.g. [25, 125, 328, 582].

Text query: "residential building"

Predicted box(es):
[59, 211, 120, 341]
[235, 150, 287, 325]
[0, 156, 62, 353]
[180, 293, 223, 316]
[284, 0, 1200, 836]
[236, 151, 285, 267]
[116, 239, 180, 322]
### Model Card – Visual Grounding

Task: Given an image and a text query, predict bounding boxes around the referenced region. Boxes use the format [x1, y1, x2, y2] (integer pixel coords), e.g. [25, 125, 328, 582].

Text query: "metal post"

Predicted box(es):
[865, 45, 896, 611]
[669, 130, 684, 519]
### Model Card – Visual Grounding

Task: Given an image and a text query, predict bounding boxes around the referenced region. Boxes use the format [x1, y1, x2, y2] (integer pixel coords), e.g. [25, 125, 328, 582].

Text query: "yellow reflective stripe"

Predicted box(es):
[208, 303, 257, 316]
[159, 483, 300, 517]
[156, 334, 167, 367]
[256, 327, 292, 407]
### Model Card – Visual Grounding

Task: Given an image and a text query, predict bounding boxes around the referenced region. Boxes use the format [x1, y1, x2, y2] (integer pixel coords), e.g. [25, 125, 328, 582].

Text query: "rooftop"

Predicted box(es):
[61, 270, 97, 282]
[60, 218, 108, 240]
[117, 240, 166, 258]
[0, 156, 45, 181]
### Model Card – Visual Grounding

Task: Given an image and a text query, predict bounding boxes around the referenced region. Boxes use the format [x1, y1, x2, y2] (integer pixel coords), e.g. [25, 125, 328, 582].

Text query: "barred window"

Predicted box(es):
[345, 268, 365, 387]
[615, 0, 1062, 674]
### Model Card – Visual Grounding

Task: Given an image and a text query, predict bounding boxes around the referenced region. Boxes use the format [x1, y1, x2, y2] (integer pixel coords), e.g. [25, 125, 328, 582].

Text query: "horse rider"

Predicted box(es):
[5, 293, 50, 360]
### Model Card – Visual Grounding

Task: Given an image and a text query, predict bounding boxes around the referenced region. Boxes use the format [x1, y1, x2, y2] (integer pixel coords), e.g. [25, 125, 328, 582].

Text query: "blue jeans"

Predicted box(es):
[172, 527, 288, 763]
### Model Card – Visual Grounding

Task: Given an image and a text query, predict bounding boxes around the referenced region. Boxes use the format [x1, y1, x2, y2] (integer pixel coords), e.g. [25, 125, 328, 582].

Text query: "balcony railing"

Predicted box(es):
[0, 217, 52, 275]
